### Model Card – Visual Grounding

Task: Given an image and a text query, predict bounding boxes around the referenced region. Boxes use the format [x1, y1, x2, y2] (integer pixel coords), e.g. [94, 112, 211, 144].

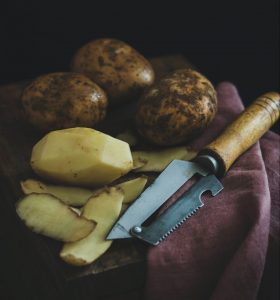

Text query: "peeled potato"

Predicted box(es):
[22, 72, 108, 131]
[16, 193, 96, 242]
[30, 127, 133, 187]
[132, 146, 197, 172]
[60, 187, 124, 266]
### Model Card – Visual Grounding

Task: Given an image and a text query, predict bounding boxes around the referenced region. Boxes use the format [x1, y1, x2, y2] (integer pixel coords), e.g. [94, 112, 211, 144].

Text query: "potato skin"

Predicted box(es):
[135, 69, 217, 146]
[22, 72, 108, 131]
[71, 38, 155, 105]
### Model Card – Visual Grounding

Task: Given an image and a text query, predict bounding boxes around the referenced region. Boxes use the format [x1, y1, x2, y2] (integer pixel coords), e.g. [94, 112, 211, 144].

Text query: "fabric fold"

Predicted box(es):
[145, 83, 278, 300]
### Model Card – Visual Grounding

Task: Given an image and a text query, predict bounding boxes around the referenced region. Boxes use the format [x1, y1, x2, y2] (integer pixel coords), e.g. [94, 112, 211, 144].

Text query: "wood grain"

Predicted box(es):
[0, 55, 191, 299]
[201, 92, 280, 176]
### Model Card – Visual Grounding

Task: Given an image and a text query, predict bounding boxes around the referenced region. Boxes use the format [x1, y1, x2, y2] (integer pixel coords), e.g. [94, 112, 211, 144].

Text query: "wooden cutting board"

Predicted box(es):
[0, 55, 191, 300]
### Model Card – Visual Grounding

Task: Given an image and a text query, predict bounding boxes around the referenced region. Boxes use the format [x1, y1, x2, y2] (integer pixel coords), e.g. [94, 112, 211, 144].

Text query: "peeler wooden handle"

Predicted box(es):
[199, 92, 280, 176]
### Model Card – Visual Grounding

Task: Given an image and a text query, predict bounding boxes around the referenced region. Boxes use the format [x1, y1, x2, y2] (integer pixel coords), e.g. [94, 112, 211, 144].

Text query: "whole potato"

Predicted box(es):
[71, 38, 155, 105]
[135, 69, 217, 146]
[22, 72, 108, 131]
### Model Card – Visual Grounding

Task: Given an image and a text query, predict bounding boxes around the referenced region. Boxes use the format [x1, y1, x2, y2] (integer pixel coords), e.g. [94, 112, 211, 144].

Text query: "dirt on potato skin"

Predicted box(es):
[71, 38, 155, 105]
[22, 72, 108, 131]
[135, 68, 217, 146]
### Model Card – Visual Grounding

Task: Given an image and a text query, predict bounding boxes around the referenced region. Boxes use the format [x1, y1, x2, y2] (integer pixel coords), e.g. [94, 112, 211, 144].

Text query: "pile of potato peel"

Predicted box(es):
[17, 134, 197, 266]
[17, 177, 147, 266]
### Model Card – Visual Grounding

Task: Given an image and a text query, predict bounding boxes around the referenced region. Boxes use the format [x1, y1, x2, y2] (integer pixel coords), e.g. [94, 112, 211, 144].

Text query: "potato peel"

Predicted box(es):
[16, 193, 96, 242]
[21, 175, 148, 207]
[60, 187, 124, 266]
[132, 146, 197, 172]
[20, 179, 94, 206]
[115, 176, 148, 203]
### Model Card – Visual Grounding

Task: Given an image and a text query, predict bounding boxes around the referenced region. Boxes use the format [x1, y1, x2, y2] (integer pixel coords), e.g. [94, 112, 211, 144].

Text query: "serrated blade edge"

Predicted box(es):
[157, 205, 203, 244]
[107, 160, 208, 240]
[131, 174, 223, 245]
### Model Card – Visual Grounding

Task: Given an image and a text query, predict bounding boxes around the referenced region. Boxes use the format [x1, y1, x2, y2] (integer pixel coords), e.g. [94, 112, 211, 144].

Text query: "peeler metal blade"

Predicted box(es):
[130, 174, 223, 245]
[107, 159, 208, 241]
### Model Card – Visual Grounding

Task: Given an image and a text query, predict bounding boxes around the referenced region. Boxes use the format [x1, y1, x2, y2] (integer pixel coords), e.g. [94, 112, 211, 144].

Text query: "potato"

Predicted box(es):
[132, 146, 197, 172]
[135, 68, 217, 145]
[16, 193, 96, 242]
[60, 187, 124, 266]
[71, 38, 155, 105]
[22, 72, 108, 131]
[30, 127, 133, 187]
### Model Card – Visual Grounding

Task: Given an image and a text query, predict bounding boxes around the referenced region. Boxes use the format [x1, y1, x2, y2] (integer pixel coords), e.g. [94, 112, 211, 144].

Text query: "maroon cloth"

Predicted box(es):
[144, 83, 280, 300]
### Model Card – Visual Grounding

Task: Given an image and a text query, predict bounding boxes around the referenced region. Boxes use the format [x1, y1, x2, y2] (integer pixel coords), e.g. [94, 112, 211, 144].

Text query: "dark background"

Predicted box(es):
[0, 2, 279, 299]
[0, 0, 278, 107]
